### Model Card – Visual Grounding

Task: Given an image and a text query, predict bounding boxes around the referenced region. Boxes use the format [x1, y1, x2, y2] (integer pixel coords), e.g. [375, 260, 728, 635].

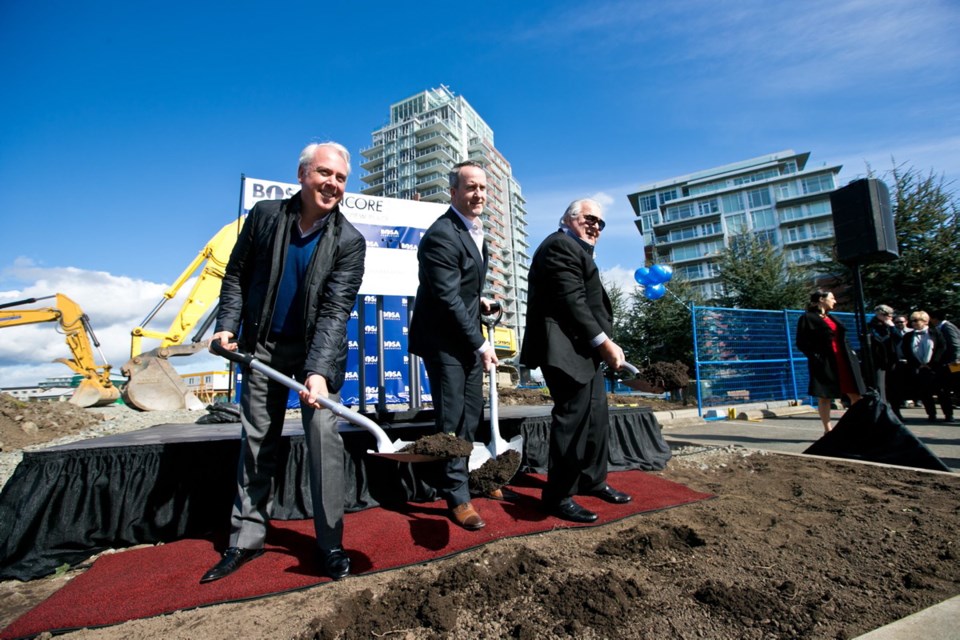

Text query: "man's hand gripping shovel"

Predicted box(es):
[467, 304, 523, 491]
[210, 340, 444, 463]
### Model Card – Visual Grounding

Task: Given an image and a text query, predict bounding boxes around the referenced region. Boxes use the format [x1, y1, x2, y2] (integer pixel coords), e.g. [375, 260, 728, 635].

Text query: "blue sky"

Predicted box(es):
[1, 0, 958, 386]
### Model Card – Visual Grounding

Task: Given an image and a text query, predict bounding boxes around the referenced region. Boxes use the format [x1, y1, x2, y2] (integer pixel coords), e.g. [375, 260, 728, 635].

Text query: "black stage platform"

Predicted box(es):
[0, 405, 669, 580]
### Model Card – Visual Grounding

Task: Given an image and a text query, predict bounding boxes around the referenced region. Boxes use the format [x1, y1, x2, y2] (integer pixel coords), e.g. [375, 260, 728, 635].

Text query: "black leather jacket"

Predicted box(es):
[215, 194, 365, 392]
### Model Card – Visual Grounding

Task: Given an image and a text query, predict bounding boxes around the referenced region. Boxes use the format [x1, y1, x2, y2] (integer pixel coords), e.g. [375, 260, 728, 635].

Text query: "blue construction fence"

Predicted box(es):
[692, 305, 861, 415]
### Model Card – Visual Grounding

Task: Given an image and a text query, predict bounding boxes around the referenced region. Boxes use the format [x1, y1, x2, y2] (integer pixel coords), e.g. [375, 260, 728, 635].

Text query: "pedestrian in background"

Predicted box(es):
[796, 290, 864, 433]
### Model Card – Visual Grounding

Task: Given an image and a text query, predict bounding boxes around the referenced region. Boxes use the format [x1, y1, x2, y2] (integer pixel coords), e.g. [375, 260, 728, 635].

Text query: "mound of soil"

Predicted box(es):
[400, 432, 474, 457]
[0, 393, 103, 451]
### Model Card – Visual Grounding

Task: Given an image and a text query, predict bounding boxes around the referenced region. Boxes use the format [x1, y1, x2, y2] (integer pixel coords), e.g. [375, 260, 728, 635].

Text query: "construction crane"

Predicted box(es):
[0, 293, 121, 407]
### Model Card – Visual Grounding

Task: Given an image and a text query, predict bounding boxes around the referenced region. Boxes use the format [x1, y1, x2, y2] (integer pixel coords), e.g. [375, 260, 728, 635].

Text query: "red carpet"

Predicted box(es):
[1, 471, 712, 639]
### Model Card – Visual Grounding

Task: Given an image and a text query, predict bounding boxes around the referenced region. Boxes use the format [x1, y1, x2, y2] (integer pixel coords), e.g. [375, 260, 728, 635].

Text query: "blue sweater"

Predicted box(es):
[270, 225, 323, 338]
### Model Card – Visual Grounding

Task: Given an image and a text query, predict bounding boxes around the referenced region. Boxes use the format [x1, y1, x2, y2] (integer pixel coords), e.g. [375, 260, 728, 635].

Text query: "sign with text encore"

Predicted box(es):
[242, 177, 443, 405]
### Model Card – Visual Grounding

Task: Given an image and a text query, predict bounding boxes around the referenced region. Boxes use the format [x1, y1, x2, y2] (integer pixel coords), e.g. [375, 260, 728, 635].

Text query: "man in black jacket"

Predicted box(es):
[409, 160, 498, 531]
[520, 199, 630, 523]
[930, 309, 960, 423]
[201, 142, 366, 583]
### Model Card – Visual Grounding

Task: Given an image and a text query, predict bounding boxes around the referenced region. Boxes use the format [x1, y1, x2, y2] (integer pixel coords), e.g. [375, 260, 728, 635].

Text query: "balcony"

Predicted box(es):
[359, 141, 384, 158]
[360, 183, 385, 196]
[417, 117, 455, 136]
[414, 130, 458, 149]
[416, 144, 456, 164]
[415, 158, 447, 176]
[415, 172, 446, 190]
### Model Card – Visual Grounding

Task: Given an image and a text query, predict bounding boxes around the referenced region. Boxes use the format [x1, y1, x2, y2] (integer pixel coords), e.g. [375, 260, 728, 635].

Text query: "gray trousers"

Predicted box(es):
[229, 337, 345, 551]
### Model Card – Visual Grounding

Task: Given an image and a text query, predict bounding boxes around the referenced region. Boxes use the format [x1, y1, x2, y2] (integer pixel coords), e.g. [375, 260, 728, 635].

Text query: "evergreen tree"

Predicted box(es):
[715, 231, 811, 310]
[857, 165, 960, 317]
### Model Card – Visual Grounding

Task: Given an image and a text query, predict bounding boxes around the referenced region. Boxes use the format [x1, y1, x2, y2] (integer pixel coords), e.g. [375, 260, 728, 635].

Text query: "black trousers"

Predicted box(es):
[420, 354, 484, 507]
[541, 364, 609, 505]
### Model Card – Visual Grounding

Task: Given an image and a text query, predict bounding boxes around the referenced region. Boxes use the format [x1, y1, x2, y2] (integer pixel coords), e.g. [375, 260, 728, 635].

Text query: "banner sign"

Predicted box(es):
[240, 176, 444, 406]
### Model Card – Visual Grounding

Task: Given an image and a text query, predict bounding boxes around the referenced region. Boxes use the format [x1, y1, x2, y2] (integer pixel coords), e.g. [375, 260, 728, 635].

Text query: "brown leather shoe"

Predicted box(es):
[485, 488, 505, 501]
[451, 502, 486, 530]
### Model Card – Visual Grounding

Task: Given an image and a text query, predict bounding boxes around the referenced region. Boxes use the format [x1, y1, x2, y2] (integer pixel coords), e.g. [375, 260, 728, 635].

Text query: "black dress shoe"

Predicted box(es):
[587, 484, 632, 504]
[319, 547, 351, 580]
[547, 498, 598, 523]
[200, 547, 264, 583]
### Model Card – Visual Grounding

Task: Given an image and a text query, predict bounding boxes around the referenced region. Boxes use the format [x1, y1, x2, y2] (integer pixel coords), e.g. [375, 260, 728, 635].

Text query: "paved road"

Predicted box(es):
[660, 405, 959, 472]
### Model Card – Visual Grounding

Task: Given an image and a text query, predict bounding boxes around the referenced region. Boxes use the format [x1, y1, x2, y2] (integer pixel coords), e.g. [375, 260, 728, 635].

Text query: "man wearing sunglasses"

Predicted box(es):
[520, 199, 630, 523]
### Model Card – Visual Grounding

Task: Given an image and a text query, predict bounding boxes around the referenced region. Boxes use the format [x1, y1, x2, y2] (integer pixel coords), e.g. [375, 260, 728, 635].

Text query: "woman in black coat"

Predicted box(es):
[796, 290, 865, 432]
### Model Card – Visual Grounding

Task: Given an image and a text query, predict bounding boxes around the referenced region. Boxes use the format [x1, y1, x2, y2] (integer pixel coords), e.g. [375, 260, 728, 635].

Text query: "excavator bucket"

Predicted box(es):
[70, 378, 121, 408]
[121, 344, 207, 411]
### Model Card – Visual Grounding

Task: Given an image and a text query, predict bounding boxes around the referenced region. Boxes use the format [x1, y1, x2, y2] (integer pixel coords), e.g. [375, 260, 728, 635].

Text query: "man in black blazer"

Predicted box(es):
[409, 160, 498, 531]
[520, 199, 630, 523]
[930, 309, 959, 423]
[202, 142, 365, 583]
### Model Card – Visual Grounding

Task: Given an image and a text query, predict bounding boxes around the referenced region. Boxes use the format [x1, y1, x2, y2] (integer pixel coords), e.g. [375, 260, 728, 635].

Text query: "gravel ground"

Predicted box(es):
[0, 406, 202, 490]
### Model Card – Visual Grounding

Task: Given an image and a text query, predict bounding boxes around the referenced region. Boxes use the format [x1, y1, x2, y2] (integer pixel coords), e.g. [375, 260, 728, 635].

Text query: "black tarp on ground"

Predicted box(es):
[804, 391, 952, 472]
[0, 406, 669, 581]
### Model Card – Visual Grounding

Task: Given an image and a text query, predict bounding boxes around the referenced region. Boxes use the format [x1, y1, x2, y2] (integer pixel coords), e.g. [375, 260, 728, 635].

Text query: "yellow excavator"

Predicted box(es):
[121, 219, 243, 411]
[0, 293, 121, 407]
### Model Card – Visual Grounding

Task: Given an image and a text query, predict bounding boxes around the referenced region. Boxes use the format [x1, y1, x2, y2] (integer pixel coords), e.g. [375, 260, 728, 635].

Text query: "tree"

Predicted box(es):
[714, 232, 811, 310]
[857, 165, 960, 318]
[626, 276, 701, 371]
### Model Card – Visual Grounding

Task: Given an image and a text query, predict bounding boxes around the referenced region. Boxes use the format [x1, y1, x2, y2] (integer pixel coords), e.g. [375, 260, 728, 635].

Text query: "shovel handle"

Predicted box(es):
[209, 340, 394, 452]
[620, 362, 640, 376]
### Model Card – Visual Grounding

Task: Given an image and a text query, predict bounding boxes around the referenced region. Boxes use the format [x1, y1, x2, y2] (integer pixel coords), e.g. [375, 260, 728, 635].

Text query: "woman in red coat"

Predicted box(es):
[796, 290, 865, 432]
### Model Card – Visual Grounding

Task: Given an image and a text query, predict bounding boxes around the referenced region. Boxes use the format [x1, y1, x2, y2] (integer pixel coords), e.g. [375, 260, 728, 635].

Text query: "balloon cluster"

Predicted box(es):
[634, 264, 673, 300]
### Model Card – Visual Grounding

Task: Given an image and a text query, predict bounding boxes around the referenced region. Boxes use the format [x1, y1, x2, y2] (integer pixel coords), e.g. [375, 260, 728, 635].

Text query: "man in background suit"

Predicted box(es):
[409, 160, 498, 530]
[929, 309, 959, 423]
[520, 198, 630, 523]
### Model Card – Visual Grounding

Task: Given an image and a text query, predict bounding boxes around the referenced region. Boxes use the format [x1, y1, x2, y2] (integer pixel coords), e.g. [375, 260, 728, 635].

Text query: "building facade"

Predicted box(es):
[627, 150, 841, 300]
[358, 86, 530, 353]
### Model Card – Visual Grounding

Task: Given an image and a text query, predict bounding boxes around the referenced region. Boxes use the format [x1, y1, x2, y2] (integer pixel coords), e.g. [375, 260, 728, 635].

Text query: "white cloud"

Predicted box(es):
[0, 262, 225, 389]
[601, 265, 642, 294]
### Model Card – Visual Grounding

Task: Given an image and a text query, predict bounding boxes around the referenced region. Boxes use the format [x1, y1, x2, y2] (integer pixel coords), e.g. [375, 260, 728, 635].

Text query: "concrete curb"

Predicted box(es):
[654, 400, 815, 427]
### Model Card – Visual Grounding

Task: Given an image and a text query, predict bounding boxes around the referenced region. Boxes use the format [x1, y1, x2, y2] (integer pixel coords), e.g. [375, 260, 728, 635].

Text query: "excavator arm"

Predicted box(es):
[122, 218, 244, 411]
[0, 294, 120, 407]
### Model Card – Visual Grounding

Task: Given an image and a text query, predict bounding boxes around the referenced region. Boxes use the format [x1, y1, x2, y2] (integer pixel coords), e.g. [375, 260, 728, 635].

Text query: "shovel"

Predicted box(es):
[616, 362, 646, 391]
[210, 341, 442, 462]
[468, 305, 523, 476]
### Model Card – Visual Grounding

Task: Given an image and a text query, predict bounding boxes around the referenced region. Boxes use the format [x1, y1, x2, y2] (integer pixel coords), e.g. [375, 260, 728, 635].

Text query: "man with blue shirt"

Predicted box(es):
[202, 142, 365, 583]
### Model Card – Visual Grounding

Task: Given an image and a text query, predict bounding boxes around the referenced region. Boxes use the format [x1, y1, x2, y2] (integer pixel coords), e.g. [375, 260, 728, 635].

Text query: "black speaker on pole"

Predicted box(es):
[830, 178, 898, 265]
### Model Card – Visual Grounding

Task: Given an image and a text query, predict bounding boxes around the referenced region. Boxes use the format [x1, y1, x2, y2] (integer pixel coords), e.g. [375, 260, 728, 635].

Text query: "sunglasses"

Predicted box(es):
[582, 214, 606, 230]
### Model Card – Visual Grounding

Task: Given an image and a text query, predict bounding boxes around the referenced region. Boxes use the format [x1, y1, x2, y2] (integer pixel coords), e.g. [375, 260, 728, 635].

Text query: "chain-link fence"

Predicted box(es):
[692, 305, 861, 415]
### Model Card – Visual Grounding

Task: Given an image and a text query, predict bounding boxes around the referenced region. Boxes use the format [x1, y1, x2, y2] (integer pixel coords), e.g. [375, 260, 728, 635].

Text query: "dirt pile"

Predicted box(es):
[0, 393, 103, 451]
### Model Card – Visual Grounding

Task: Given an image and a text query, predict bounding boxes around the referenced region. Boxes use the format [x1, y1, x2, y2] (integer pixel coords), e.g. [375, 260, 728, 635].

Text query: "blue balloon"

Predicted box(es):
[645, 283, 666, 300]
[649, 264, 673, 285]
[634, 267, 653, 285]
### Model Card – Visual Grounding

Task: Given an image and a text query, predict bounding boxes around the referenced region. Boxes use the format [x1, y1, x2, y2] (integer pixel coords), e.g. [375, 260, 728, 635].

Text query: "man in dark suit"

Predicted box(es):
[409, 160, 498, 531]
[904, 310, 944, 422]
[930, 309, 959, 423]
[201, 142, 366, 583]
[520, 199, 630, 523]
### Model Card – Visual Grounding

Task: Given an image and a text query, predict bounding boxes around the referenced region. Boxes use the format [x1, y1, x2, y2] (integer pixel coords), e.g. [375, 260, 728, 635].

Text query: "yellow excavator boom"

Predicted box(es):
[123, 218, 244, 411]
[0, 293, 120, 407]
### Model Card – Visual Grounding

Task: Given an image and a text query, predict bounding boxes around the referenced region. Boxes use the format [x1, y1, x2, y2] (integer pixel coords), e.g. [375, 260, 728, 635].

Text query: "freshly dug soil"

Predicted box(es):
[468, 450, 522, 494]
[399, 432, 474, 458]
[1, 399, 958, 639]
